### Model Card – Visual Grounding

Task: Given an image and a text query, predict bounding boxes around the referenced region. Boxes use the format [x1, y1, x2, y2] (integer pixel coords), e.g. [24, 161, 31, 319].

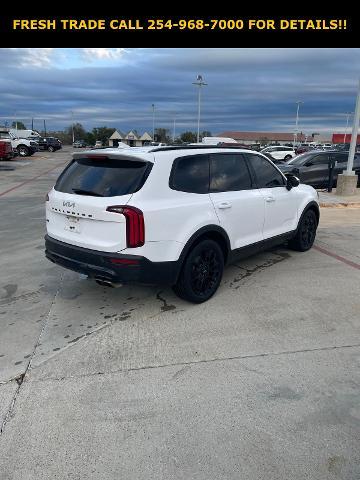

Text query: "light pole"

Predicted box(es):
[345, 79, 360, 175]
[71, 111, 75, 143]
[343, 112, 353, 144]
[293, 101, 303, 147]
[152, 104, 155, 141]
[173, 113, 176, 143]
[193, 75, 207, 143]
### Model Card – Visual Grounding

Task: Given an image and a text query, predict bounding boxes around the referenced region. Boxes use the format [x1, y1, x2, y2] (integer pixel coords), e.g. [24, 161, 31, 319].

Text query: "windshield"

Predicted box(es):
[286, 153, 313, 166]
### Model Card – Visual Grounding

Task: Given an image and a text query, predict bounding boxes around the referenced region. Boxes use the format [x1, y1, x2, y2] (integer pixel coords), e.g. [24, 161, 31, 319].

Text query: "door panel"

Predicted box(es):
[209, 153, 265, 249]
[259, 187, 300, 239]
[210, 190, 265, 249]
[246, 153, 299, 239]
[299, 153, 329, 186]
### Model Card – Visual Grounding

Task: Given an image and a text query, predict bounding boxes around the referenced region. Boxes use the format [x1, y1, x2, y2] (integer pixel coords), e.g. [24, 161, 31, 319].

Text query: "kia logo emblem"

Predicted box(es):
[63, 201, 75, 208]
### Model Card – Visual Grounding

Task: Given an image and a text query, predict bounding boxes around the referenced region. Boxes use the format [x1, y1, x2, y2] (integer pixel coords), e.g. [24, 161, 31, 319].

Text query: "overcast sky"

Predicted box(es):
[0, 48, 359, 135]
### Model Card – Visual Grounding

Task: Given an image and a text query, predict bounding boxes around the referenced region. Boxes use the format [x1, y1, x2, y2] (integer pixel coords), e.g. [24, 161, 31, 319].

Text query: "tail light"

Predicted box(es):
[107, 205, 145, 248]
[46, 191, 50, 201]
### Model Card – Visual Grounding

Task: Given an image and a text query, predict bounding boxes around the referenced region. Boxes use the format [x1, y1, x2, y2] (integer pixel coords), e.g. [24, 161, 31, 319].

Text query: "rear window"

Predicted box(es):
[55, 158, 152, 197]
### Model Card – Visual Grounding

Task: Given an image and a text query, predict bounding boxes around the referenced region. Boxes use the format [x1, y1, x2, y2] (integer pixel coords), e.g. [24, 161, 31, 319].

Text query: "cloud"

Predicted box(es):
[0, 48, 359, 135]
[81, 48, 127, 62]
[1, 48, 55, 68]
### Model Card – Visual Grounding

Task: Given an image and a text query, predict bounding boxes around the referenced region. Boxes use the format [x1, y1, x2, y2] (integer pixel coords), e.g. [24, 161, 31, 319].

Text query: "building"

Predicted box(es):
[216, 131, 312, 145]
[332, 133, 360, 144]
[108, 130, 152, 147]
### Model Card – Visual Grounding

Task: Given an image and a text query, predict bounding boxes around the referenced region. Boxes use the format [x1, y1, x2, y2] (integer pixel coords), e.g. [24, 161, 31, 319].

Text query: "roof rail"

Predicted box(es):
[150, 144, 251, 152]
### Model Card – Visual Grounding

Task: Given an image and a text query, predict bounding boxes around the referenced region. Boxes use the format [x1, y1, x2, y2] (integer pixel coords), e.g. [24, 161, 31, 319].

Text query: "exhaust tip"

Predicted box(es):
[95, 277, 122, 288]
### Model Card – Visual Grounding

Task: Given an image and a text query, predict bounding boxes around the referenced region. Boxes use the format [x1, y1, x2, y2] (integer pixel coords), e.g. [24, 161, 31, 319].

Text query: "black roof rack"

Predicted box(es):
[150, 144, 251, 152]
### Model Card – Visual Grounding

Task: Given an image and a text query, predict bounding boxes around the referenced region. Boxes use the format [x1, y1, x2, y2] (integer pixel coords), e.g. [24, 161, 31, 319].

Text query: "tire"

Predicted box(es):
[284, 155, 292, 161]
[172, 239, 224, 303]
[289, 209, 317, 252]
[17, 145, 29, 157]
[48, 146, 55, 152]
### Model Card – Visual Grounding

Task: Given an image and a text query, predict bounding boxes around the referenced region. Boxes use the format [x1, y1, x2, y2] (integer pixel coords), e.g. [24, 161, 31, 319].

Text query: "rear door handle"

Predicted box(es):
[217, 202, 232, 209]
[265, 196, 275, 203]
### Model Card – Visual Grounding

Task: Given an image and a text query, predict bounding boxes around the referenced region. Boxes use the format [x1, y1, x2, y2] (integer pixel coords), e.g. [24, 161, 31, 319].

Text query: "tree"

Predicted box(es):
[65, 123, 87, 142]
[91, 127, 116, 146]
[154, 128, 171, 143]
[12, 121, 27, 130]
[180, 131, 197, 143]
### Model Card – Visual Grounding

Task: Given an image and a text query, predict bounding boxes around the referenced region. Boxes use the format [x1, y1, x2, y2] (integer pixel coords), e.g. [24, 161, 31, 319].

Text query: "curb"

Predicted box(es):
[320, 202, 360, 208]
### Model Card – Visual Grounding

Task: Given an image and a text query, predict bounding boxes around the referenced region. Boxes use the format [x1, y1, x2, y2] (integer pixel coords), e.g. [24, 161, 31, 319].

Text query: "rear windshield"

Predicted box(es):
[55, 158, 152, 197]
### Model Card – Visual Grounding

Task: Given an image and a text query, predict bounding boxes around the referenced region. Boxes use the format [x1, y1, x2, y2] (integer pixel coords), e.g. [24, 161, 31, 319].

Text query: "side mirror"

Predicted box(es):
[285, 173, 300, 190]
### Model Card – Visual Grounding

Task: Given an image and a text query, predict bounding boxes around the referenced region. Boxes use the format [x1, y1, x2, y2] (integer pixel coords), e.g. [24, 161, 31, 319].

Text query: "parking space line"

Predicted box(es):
[313, 245, 360, 270]
[0, 162, 67, 197]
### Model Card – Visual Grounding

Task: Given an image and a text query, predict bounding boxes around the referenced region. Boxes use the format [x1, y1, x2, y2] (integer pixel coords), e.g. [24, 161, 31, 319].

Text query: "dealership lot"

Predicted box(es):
[0, 147, 359, 479]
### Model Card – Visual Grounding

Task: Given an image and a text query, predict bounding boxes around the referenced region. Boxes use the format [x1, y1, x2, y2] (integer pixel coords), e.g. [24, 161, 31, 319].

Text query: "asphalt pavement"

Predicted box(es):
[0, 147, 359, 479]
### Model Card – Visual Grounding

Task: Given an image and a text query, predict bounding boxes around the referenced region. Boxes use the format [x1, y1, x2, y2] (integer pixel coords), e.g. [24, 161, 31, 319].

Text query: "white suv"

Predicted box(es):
[45, 146, 319, 303]
[260, 146, 296, 161]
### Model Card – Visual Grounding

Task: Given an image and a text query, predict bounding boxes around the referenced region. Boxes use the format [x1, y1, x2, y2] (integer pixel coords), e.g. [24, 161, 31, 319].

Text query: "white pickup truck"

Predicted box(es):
[0, 129, 39, 157]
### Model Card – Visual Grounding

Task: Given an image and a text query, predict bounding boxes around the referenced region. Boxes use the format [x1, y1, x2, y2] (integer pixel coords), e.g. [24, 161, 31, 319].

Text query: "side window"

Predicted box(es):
[331, 153, 347, 164]
[247, 154, 286, 188]
[308, 154, 329, 166]
[170, 154, 209, 193]
[210, 153, 252, 192]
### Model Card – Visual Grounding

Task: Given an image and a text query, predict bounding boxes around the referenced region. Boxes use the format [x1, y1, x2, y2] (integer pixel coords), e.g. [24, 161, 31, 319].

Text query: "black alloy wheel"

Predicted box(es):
[289, 209, 317, 251]
[173, 239, 224, 303]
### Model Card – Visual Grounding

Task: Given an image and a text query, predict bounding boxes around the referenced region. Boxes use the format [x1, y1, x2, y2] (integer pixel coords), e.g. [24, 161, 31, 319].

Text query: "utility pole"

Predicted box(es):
[193, 75, 207, 143]
[173, 114, 176, 143]
[71, 111, 75, 143]
[31, 118, 34, 130]
[343, 112, 353, 143]
[43, 119, 47, 137]
[293, 101, 303, 147]
[345, 79, 360, 175]
[337, 79, 360, 195]
[152, 104, 155, 141]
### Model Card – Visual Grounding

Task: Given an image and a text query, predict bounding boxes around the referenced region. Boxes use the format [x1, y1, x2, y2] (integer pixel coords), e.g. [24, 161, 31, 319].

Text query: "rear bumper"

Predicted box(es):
[45, 235, 179, 286]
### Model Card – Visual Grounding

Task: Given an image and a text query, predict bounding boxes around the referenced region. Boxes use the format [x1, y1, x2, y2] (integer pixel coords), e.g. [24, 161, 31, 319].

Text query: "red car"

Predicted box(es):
[0, 140, 13, 160]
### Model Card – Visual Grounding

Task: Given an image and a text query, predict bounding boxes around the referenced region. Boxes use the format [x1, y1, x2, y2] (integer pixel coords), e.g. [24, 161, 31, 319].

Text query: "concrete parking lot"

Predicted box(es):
[0, 146, 359, 479]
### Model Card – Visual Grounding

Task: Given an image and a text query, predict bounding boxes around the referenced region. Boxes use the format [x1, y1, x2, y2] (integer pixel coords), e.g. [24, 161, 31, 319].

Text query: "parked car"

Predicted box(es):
[45, 145, 319, 303]
[37, 137, 62, 152]
[249, 144, 262, 151]
[335, 143, 360, 152]
[260, 145, 296, 161]
[278, 150, 360, 188]
[0, 129, 38, 157]
[73, 140, 88, 148]
[0, 140, 14, 160]
[260, 152, 286, 164]
[295, 144, 315, 155]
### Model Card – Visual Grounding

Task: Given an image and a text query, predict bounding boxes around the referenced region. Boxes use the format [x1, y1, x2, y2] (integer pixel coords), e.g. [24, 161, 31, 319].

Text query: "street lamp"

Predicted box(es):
[71, 110, 75, 143]
[173, 113, 176, 143]
[293, 101, 303, 147]
[193, 75, 207, 143]
[343, 112, 353, 144]
[152, 104, 155, 141]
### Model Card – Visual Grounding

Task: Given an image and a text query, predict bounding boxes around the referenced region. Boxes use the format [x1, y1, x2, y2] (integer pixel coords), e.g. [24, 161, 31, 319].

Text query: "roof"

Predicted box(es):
[217, 131, 306, 142]
[73, 145, 257, 160]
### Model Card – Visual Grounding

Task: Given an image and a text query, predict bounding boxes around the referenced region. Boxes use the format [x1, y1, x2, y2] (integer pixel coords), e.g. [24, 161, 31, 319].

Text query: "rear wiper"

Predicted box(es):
[72, 188, 104, 197]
